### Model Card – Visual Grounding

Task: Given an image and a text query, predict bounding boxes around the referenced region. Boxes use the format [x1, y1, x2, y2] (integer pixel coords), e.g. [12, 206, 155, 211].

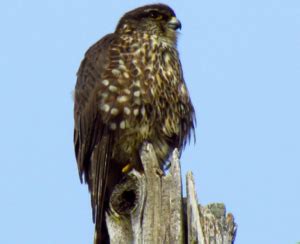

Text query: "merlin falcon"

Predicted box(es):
[73, 4, 195, 243]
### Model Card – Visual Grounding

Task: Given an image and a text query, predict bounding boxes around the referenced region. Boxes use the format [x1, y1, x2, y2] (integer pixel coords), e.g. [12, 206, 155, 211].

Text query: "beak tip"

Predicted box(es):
[178, 21, 182, 30]
[168, 17, 182, 30]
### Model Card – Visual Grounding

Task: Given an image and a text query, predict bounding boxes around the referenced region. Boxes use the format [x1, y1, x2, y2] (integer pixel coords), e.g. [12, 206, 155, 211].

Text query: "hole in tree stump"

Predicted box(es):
[109, 174, 139, 216]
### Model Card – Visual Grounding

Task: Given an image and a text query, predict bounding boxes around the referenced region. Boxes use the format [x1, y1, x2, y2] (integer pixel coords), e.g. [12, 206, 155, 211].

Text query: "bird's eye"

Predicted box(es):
[148, 11, 162, 19]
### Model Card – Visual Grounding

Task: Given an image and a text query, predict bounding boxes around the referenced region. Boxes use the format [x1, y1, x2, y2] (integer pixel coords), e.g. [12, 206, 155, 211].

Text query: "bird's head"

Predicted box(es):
[116, 4, 181, 45]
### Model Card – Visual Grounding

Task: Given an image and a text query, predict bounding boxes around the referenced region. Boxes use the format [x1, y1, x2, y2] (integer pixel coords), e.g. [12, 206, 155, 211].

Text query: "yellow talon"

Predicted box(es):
[122, 163, 132, 173]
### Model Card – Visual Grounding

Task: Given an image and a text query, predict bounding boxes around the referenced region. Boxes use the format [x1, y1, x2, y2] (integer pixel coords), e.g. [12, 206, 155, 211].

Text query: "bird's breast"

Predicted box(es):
[96, 34, 189, 137]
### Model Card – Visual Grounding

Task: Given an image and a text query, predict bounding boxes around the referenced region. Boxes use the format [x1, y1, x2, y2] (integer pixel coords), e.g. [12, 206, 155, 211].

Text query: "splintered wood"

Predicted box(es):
[106, 143, 237, 244]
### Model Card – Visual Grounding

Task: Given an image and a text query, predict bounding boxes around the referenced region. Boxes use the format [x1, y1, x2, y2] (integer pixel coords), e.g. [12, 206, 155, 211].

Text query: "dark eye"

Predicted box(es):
[148, 10, 161, 19]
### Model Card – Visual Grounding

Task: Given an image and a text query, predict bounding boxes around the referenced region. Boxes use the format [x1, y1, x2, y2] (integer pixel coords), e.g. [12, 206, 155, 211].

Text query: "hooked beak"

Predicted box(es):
[168, 17, 182, 30]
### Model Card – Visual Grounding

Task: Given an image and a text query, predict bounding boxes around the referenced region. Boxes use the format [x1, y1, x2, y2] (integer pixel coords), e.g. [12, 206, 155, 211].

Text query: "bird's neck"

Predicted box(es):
[118, 30, 177, 49]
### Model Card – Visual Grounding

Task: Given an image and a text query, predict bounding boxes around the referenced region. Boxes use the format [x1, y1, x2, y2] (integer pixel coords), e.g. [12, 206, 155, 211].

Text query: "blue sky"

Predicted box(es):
[0, 0, 299, 243]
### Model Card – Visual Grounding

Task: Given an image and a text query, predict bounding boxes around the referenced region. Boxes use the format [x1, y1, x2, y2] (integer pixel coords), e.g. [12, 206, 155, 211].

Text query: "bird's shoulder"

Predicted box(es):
[74, 34, 116, 116]
[77, 33, 115, 81]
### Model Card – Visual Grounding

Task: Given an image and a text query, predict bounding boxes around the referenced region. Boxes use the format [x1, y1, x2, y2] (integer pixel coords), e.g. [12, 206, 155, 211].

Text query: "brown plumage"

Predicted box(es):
[74, 4, 195, 243]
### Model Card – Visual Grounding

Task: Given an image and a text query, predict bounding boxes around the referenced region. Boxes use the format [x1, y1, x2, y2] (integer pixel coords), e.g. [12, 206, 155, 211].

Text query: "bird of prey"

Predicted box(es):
[74, 4, 195, 243]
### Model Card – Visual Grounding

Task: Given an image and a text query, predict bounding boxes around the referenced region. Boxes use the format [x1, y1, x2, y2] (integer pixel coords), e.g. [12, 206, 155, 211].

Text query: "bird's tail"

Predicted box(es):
[94, 222, 109, 244]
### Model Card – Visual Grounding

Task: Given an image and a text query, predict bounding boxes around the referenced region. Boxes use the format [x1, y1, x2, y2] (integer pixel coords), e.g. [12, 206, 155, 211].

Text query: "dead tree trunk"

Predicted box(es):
[106, 143, 237, 244]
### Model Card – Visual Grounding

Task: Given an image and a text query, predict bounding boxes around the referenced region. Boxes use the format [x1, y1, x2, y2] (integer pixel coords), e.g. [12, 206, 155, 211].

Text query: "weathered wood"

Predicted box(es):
[186, 172, 205, 243]
[186, 172, 237, 244]
[106, 143, 237, 243]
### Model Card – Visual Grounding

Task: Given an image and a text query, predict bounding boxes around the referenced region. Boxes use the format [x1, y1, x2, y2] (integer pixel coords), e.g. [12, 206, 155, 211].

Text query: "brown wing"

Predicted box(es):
[73, 34, 115, 242]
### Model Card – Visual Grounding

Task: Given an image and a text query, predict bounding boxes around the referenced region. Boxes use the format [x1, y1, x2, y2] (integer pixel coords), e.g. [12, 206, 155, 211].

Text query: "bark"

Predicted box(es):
[106, 143, 237, 244]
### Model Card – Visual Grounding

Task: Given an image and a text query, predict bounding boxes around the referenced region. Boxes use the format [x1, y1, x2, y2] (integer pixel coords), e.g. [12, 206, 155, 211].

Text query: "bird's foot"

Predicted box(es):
[122, 163, 133, 174]
[156, 168, 165, 177]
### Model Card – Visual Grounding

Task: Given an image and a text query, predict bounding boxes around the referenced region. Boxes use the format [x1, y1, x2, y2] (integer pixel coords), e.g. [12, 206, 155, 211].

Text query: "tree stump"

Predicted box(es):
[106, 143, 237, 243]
